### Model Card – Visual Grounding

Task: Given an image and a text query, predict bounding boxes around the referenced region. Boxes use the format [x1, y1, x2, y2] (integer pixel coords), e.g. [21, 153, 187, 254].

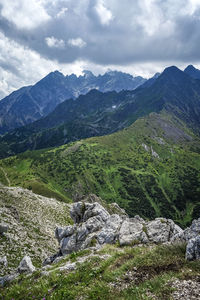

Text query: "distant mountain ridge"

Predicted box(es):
[0, 70, 146, 134]
[1, 65, 200, 158]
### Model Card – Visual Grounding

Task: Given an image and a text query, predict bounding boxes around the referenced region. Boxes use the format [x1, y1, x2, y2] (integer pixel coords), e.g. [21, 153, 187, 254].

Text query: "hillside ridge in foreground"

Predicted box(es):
[1, 193, 200, 299]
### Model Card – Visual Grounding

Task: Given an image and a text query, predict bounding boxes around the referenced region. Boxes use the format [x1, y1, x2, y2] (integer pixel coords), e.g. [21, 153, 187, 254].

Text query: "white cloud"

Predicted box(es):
[68, 38, 86, 48]
[0, 0, 50, 29]
[94, 0, 113, 25]
[184, 0, 200, 15]
[45, 36, 65, 48]
[1, 0, 200, 98]
[0, 32, 86, 99]
[56, 7, 68, 18]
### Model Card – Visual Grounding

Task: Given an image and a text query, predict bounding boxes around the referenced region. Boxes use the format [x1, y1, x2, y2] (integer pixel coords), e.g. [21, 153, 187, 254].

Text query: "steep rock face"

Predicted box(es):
[52, 202, 183, 260]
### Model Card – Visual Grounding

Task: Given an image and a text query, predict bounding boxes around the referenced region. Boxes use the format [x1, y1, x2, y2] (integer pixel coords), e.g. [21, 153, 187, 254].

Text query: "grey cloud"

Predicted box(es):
[0, 59, 19, 75]
[0, 0, 200, 77]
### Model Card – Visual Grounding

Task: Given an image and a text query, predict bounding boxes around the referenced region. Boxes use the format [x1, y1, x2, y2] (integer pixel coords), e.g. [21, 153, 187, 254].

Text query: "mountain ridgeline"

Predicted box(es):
[0, 70, 146, 135]
[0, 66, 200, 158]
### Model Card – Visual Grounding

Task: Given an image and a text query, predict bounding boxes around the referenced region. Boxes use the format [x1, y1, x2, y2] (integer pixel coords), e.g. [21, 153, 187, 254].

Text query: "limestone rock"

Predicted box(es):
[185, 235, 200, 260]
[97, 214, 123, 244]
[171, 217, 200, 244]
[70, 202, 110, 224]
[48, 201, 189, 264]
[17, 255, 36, 273]
[119, 216, 147, 246]
[184, 218, 200, 241]
[146, 218, 181, 243]
[55, 225, 76, 243]
[60, 234, 77, 255]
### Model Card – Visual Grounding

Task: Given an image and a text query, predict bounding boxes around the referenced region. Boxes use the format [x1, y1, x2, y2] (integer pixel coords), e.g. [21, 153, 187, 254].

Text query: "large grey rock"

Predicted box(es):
[58, 202, 112, 255]
[171, 217, 200, 244]
[17, 256, 36, 274]
[184, 218, 200, 241]
[60, 234, 77, 255]
[84, 215, 105, 233]
[55, 225, 76, 243]
[70, 202, 110, 224]
[119, 216, 148, 246]
[146, 218, 182, 243]
[97, 214, 123, 244]
[186, 236, 200, 260]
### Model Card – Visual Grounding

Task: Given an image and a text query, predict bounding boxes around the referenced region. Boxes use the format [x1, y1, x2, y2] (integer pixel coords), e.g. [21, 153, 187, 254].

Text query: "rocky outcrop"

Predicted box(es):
[170, 217, 200, 261]
[0, 255, 35, 287]
[50, 202, 183, 263]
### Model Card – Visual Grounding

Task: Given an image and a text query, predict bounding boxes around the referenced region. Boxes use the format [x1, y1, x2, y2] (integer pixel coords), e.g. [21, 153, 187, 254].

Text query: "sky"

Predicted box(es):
[0, 0, 200, 99]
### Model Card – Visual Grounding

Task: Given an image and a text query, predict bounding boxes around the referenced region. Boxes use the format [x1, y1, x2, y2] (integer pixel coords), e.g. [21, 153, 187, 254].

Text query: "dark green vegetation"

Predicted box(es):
[1, 243, 200, 300]
[1, 66, 200, 158]
[0, 110, 200, 227]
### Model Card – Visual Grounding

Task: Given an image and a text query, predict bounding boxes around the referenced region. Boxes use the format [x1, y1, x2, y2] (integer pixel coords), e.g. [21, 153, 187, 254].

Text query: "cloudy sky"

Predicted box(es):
[0, 0, 200, 99]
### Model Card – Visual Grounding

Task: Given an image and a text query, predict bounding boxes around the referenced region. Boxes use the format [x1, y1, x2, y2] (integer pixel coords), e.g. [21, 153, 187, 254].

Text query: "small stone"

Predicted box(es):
[0, 224, 8, 234]
[0, 273, 18, 287]
[0, 256, 7, 267]
[17, 256, 36, 273]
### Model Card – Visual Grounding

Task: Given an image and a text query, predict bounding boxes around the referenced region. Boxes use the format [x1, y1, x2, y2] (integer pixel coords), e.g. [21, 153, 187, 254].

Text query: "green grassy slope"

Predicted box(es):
[0, 112, 200, 227]
[0, 186, 72, 276]
[1, 243, 200, 300]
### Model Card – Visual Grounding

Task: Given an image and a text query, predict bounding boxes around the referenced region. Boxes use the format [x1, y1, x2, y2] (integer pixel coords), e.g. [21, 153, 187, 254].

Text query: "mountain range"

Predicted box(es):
[0, 70, 146, 135]
[0, 65, 200, 158]
[0, 64, 200, 227]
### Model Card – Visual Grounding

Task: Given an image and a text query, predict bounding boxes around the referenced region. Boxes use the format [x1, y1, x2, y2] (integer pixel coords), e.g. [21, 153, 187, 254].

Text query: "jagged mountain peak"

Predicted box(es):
[184, 64, 200, 80]
[184, 64, 196, 72]
[162, 65, 182, 75]
[42, 70, 65, 80]
[82, 70, 95, 78]
[158, 65, 191, 84]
